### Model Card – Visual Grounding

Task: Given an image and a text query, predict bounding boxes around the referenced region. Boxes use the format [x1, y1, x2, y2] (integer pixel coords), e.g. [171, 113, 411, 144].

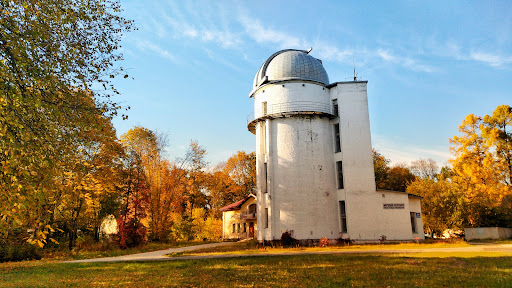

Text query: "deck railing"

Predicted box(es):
[247, 101, 334, 125]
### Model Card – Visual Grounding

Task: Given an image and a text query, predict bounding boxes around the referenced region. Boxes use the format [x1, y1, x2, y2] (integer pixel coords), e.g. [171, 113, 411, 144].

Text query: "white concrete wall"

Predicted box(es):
[331, 82, 378, 240]
[252, 80, 424, 242]
[254, 82, 339, 240]
[330, 82, 423, 241]
[465, 227, 512, 240]
[253, 82, 331, 118]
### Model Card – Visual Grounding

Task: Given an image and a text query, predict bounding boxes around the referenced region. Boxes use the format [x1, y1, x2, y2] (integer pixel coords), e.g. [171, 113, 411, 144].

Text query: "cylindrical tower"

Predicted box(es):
[248, 50, 340, 241]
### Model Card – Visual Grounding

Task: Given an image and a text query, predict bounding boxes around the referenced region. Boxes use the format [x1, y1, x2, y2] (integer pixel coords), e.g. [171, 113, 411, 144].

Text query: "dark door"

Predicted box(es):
[249, 222, 255, 238]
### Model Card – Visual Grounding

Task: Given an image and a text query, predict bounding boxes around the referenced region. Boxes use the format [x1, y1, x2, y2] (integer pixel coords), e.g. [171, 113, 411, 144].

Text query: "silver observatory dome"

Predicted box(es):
[252, 49, 329, 90]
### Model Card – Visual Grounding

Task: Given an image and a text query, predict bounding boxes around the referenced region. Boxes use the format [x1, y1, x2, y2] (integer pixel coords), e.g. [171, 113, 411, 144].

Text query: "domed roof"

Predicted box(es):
[253, 49, 329, 89]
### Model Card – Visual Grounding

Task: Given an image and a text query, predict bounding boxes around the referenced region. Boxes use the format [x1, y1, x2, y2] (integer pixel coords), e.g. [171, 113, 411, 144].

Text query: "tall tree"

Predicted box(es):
[373, 149, 390, 189]
[450, 105, 512, 227]
[407, 178, 464, 237]
[0, 0, 134, 244]
[410, 159, 439, 180]
[385, 165, 416, 192]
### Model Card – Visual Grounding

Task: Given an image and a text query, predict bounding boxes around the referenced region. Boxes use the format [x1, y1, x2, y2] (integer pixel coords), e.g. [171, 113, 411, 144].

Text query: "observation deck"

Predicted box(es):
[247, 101, 336, 134]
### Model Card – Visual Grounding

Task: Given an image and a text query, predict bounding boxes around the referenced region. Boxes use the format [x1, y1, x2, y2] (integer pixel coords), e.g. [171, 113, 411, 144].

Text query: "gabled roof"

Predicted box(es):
[219, 194, 256, 212]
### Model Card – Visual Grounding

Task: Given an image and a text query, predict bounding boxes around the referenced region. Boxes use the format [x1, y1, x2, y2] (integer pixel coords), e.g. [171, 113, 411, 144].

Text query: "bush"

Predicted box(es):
[0, 242, 41, 262]
[280, 231, 297, 247]
[336, 236, 354, 245]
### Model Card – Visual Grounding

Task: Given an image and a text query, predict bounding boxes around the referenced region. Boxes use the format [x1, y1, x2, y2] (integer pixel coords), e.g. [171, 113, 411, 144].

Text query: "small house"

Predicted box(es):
[220, 194, 257, 239]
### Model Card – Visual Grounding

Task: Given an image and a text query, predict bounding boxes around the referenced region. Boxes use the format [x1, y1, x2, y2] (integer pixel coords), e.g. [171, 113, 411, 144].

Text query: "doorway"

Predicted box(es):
[249, 222, 255, 238]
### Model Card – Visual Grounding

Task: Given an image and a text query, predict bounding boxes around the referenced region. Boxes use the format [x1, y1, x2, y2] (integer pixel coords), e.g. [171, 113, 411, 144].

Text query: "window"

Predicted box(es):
[262, 101, 267, 116]
[237, 223, 241, 233]
[334, 124, 341, 153]
[336, 161, 344, 189]
[249, 204, 256, 214]
[265, 208, 269, 228]
[410, 212, 417, 233]
[244, 223, 247, 232]
[232, 223, 235, 233]
[263, 162, 268, 193]
[339, 201, 347, 233]
[332, 100, 339, 117]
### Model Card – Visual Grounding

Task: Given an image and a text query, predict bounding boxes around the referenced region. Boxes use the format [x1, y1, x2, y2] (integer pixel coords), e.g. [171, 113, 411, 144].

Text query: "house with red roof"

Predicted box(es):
[219, 194, 257, 239]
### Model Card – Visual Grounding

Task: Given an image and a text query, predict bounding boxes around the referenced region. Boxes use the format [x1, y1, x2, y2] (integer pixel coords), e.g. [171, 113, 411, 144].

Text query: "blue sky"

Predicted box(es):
[111, 0, 512, 167]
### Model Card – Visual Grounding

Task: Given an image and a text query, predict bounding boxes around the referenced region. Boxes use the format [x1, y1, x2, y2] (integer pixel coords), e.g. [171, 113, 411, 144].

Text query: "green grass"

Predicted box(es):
[172, 239, 471, 257]
[41, 241, 215, 261]
[1, 254, 511, 287]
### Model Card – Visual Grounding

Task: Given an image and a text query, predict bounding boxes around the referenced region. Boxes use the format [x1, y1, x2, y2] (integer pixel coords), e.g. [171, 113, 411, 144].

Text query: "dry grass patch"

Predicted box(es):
[1, 254, 512, 287]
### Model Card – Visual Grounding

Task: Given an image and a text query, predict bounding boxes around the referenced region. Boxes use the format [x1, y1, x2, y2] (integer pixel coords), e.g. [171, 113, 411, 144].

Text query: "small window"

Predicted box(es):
[262, 101, 267, 116]
[244, 223, 247, 232]
[249, 204, 256, 214]
[337, 161, 344, 189]
[334, 124, 341, 153]
[265, 208, 269, 228]
[339, 201, 347, 233]
[410, 212, 417, 233]
[332, 100, 339, 117]
[263, 162, 268, 193]
[232, 223, 235, 233]
[237, 223, 241, 233]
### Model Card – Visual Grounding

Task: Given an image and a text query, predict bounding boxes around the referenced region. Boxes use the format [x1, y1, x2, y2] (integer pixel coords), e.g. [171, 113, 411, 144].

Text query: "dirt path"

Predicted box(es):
[63, 242, 236, 263]
[64, 243, 512, 263]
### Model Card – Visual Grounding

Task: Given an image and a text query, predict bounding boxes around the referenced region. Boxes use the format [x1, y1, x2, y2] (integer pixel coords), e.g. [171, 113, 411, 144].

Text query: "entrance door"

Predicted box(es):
[249, 222, 255, 238]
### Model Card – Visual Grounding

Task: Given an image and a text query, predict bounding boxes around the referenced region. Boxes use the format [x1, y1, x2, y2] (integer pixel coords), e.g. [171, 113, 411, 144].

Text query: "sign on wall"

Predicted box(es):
[383, 203, 404, 209]
[416, 213, 421, 218]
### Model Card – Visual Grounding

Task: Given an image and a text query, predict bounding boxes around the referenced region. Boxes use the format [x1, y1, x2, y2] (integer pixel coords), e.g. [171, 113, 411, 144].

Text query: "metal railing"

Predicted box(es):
[240, 212, 257, 219]
[247, 101, 334, 125]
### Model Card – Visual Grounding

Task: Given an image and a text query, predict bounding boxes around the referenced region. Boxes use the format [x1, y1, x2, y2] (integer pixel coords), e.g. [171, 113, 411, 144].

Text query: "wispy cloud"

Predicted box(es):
[312, 42, 353, 62]
[238, 14, 304, 49]
[136, 40, 178, 63]
[469, 51, 512, 68]
[202, 48, 244, 72]
[160, 3, 242, 48]
[377, 49, 436, 73]
[373, 135, 451, 166]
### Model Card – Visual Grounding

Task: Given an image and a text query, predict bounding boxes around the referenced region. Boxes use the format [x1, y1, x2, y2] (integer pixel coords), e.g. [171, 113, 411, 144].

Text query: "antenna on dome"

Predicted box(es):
[306, 47, 313, 54]
[353, 56, 357, 81]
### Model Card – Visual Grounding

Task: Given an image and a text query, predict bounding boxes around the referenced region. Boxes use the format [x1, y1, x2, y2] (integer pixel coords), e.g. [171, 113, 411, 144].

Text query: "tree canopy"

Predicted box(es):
[0, 0, 134, 246]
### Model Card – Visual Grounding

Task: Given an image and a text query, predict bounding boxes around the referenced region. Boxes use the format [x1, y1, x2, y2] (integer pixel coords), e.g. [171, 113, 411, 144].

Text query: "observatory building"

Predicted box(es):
[247, 49, 424, 242]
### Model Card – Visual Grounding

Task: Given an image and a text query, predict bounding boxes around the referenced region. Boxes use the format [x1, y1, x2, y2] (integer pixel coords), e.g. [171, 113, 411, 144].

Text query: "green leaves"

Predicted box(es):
[0, 0, 134, 247]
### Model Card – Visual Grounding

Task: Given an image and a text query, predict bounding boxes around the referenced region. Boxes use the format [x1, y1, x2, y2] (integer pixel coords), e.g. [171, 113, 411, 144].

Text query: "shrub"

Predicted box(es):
[0, 242, 41, 262]
[336, 236, 354, 245]
[280, 231, 297, 247]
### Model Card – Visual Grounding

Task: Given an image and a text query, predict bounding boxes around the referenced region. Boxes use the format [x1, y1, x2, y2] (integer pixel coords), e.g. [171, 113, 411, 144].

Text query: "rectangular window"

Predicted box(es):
[337, 161, 344, 189]
[237, 223, 241, 233]
[244, 223, 247, 232]
[410, 212, 417, 233]
[232, 223, 235, 233]
[332, 100, 339, 117]
[334, 124, 341, 153]
[263, 162, 268, 193]
[339, 201, 347, 233]
[262, 101, 267, 116]
[265, 208, 269, 228]
[261, 122, 267, 154]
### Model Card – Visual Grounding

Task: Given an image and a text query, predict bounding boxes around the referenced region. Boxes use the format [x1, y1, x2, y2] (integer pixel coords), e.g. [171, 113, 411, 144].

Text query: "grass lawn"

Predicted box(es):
[170, 239, 472, 257]
[1, 254, 511, 287]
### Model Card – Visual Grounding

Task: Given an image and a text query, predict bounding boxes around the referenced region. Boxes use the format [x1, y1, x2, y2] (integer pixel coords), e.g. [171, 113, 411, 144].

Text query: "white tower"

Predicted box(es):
[247, 49, 423, 242]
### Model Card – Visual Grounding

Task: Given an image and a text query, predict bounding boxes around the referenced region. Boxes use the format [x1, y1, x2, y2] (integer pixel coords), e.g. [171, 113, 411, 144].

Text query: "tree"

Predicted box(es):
[385, 165, 416, 192]
[0, 0, 134, 245]
[450, 105, 512, 227]
[183, 141, 208, 218]
[373, 149, 390, 189]
[410, 159, 439, 180]
[407, 178, 464, 237]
